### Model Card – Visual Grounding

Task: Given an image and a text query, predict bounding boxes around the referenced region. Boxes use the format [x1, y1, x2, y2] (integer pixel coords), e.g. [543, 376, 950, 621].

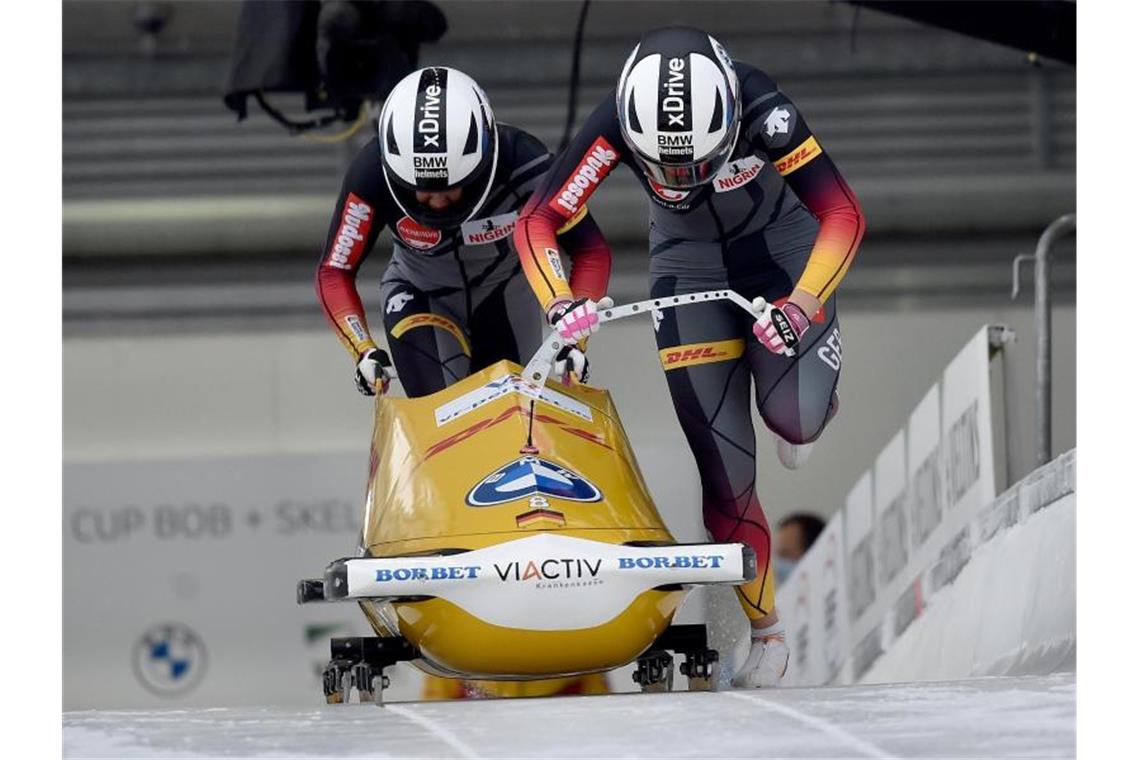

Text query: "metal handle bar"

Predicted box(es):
[521, 289, 791, 388]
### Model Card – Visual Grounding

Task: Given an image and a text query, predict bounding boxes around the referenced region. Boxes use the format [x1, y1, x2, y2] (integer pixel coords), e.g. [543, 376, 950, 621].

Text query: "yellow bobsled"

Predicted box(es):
[298, 291, 760, 703]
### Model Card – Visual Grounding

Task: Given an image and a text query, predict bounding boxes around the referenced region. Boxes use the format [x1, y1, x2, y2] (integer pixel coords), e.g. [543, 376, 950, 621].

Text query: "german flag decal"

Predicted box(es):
[515, 508, 567, 528]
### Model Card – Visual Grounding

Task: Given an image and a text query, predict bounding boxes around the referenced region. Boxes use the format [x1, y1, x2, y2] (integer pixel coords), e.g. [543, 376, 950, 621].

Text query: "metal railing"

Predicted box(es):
[1012, 213, 1076, 467]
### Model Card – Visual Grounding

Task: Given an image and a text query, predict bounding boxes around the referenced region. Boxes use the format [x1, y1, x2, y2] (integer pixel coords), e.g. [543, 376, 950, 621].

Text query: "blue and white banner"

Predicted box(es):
[777, 325, 1005, 686]
[341, 534, 749, 631]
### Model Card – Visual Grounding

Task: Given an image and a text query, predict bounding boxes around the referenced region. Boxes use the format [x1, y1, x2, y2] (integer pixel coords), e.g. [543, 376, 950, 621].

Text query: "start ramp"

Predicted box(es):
[64, 673, 1074, 759]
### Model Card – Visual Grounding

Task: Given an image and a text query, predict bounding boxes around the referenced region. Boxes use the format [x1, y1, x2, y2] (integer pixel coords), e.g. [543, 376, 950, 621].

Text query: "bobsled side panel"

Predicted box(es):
[364, 361, 673, 548]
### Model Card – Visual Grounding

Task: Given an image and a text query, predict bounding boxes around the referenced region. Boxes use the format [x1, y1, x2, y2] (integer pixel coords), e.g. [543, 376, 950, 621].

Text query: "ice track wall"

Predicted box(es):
[863, 490, 1075, 683]
[774, 324, 1076, 686]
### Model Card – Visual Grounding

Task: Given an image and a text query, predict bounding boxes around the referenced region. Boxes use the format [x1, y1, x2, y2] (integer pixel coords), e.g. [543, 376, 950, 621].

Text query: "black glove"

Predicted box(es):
[553, 344, 590, 385]
[354, 348, 394, 396]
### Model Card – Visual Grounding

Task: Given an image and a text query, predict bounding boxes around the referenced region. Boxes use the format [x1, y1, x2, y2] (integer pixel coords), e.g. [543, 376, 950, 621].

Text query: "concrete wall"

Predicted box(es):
[64, 301, 1075, 526]
[861, 492, 1076, 683]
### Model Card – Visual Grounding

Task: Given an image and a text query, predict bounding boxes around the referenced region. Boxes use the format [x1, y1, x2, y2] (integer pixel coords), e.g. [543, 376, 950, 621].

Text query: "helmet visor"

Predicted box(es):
[635, 155, 721, 189]
[632, 123, 740, 190]
[389, 175, 484, 229]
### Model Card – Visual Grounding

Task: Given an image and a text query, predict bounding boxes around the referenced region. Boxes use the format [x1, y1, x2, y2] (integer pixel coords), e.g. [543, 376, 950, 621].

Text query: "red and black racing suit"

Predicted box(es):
[514, 62, 865, 620]
[317, 125, 611, 397]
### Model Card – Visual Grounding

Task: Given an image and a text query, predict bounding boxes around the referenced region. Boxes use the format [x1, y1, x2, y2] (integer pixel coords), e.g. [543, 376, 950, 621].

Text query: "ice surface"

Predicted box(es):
[64, 673, 1074, 759]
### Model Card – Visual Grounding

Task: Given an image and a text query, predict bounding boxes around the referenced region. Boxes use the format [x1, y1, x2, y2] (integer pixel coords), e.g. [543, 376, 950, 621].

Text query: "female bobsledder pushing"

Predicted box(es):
[317, 66, 610, 399]
[514, 27, 865, 687]
[316, 65, 617, 700]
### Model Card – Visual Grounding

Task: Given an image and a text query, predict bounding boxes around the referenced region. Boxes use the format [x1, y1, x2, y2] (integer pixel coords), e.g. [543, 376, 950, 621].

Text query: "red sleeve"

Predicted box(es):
[779, 155, 864, 304]
[514, 97, 624, 313]
[316, 189, 386, 358]
[555, 210, 612, 303]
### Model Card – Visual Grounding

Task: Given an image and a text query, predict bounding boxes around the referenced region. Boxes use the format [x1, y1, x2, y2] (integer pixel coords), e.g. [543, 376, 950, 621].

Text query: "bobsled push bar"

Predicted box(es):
[299, 533, 756, 632]
[521, 289, 791, 389]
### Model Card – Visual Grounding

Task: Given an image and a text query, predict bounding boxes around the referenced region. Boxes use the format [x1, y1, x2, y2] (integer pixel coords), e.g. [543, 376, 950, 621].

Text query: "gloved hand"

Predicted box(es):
[553, 344, 590, 385]
[548, 296, 613, 343]
[354, 348, 394, 396]
[751, 297, 810, 357]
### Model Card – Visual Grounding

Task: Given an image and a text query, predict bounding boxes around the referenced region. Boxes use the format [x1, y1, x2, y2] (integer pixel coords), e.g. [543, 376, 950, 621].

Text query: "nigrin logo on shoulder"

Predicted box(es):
[549, 137, 618, 217]
[713, 157, 763, 193]
[462, 212, 518, 245]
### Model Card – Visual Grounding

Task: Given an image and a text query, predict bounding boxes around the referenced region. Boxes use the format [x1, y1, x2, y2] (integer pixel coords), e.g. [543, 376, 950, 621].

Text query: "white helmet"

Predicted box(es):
[616, 27, 741, 189]
[379, 66, 499, 228]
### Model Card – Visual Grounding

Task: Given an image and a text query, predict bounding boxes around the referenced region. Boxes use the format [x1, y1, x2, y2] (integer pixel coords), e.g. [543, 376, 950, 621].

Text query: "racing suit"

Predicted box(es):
[514, 62, 865, 621]
[317, 125, 611, 397]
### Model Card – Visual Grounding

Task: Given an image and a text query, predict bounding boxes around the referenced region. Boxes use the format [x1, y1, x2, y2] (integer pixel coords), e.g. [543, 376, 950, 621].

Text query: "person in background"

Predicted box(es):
[774, 512, 826, 585]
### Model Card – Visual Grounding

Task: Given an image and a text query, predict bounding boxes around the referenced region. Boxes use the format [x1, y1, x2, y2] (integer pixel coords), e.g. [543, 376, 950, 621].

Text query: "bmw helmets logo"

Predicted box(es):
[467, 456, 602, 506]
[132, 622, 208, 697]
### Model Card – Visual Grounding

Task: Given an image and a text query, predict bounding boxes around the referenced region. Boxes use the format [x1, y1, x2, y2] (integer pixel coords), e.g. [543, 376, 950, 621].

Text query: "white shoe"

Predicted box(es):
[776, 438, 814, 470]
[731, 627, 789, 688]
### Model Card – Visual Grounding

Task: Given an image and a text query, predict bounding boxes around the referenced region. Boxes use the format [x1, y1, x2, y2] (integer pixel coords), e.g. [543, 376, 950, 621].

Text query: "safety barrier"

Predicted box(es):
[776, 326, 1074, 686]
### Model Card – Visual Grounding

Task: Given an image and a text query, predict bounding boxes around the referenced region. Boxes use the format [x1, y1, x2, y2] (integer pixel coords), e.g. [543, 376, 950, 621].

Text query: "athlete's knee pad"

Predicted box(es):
[759, 381, 836, 445]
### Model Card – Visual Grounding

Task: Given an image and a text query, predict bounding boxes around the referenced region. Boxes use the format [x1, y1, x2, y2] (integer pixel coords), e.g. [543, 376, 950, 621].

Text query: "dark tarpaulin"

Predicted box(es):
[223, 1, 322, 120]
[223, 1, 447, 126]
[849, 1, 1076, 65]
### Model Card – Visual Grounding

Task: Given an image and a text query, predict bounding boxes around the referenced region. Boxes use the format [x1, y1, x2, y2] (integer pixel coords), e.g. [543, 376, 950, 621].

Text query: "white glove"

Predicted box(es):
[354, 348, 394, 397]
[553, 345, 590, 385]
[548, 296, 613, 343]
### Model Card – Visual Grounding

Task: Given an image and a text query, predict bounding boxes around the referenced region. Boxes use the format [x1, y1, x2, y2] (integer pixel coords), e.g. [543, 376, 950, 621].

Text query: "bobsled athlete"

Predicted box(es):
[514, 28, 865, 687]
[317, 66, 610, 398]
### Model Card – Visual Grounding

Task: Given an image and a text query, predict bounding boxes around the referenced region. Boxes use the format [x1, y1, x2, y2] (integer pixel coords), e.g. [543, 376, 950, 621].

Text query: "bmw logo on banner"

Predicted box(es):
[467, 456, 602, 506]
[132, 622, 208, 697]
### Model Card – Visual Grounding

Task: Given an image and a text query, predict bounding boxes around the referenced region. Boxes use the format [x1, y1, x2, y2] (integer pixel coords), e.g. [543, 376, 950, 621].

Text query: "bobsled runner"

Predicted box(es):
[298, 290, 781, 703]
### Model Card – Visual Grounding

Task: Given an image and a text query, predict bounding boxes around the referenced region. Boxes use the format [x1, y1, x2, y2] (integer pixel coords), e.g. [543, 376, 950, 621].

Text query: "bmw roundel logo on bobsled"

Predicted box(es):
[466, 456, 602, 506]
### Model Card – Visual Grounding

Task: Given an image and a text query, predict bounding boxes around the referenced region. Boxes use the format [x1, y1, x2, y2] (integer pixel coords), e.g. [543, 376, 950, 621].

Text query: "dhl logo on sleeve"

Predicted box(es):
[391, 313, 471, 356]
[774, 136, 822, 176]
[659, 339, 745, 370]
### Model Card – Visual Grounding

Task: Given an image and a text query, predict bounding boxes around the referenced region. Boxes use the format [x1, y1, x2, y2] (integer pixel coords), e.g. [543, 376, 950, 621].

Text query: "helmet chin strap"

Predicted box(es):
[458, 128, 499, 224]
